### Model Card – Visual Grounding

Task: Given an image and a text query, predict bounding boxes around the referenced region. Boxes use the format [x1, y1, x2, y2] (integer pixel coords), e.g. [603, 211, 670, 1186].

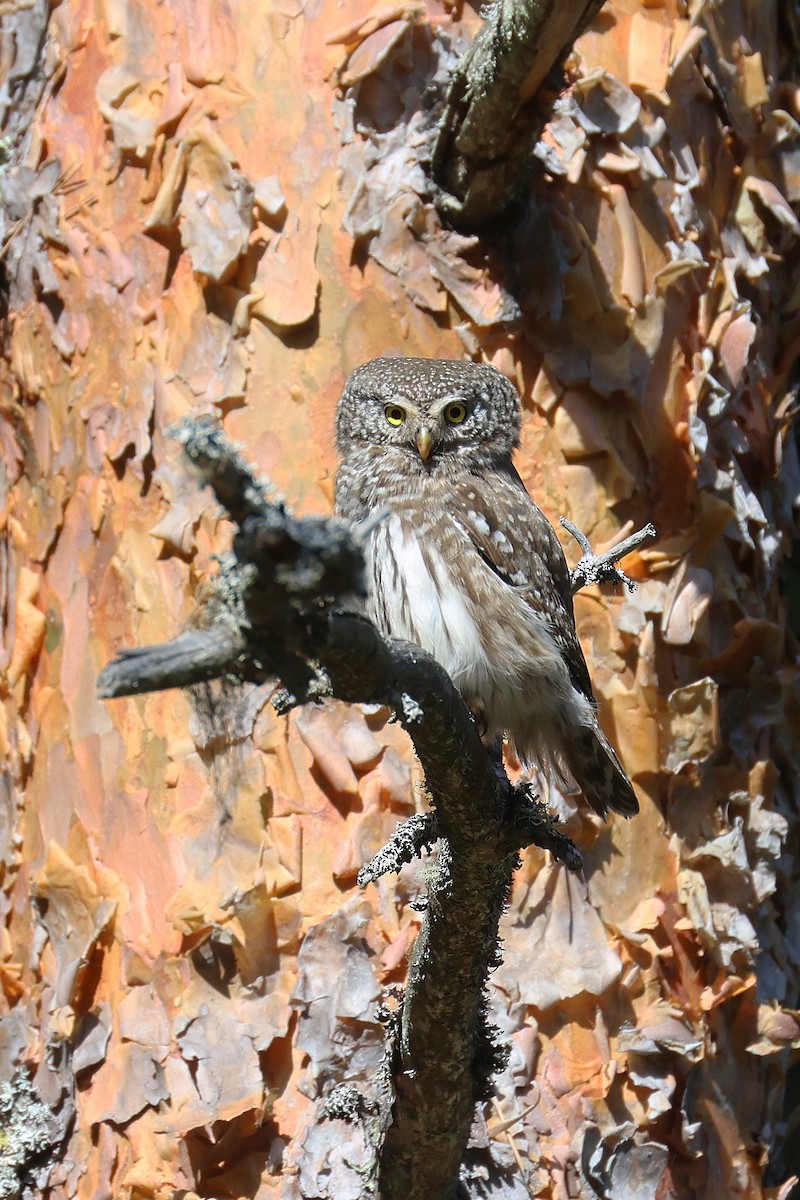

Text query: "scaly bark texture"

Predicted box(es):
[1, 0, 799, 1197]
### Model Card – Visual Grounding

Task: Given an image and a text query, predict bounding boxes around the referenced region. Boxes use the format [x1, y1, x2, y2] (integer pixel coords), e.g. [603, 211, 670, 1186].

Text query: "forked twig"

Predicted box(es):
[562, 518, 657, 595]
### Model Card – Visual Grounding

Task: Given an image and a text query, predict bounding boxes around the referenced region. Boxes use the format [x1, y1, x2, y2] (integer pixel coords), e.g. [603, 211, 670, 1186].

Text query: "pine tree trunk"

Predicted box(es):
[1, 0, 798, 1197]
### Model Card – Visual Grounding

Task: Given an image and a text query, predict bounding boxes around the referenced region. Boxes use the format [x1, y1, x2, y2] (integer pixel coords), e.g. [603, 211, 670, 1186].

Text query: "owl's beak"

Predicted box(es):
[416, 427, 434, 460]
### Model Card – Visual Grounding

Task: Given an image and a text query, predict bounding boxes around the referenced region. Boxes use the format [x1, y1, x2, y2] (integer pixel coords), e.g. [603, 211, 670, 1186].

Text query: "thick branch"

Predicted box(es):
[321, 616, 525, 1198]
[431, 0, 606, 228]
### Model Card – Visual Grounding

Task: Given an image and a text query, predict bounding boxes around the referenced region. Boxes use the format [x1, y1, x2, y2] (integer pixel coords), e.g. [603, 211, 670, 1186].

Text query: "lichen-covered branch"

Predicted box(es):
[430, 0, 606, 228]
[561, 518, 657, 594]
[357, 813, 440, 887]
[97, 419, 583, 1200]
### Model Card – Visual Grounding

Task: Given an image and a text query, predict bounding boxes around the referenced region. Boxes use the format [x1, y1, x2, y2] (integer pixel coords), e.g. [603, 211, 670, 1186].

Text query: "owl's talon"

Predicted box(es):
[468, 699, 490, 740]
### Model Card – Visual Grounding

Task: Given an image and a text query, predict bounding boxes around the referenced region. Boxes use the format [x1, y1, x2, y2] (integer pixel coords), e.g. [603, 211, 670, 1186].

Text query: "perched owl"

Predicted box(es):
[334, 357, 638, 818]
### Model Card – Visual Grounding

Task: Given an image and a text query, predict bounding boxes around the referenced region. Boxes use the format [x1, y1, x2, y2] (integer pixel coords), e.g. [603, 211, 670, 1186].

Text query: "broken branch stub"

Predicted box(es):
[430, 0, 607, 228]
[561, 517, 657, 594]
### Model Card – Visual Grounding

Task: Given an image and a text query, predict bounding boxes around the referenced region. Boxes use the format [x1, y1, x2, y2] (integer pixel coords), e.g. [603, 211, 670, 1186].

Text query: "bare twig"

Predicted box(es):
[169, 417, 275, 525]
[97, 624, 247, 698]
[358, 813, 440, 886]
[0, 211, 31, 262]
[561, 517, 657, 594]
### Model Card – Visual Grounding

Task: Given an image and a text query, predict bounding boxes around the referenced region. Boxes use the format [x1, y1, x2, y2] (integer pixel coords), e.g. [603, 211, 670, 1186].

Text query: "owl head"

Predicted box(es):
[336, 357, 521, 469]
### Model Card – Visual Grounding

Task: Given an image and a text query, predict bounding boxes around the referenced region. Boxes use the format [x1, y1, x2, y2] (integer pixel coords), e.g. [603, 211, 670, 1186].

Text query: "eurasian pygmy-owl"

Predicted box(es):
[334, 357, 638, 818]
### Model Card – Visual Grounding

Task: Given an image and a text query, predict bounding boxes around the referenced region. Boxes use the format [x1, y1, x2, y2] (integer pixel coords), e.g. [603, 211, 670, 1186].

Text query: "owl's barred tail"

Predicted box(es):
[569, 723, 639, 818]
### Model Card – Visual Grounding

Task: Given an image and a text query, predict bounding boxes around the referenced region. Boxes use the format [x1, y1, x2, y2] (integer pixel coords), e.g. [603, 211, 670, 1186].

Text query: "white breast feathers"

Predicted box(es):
[368, 514, 492, 693]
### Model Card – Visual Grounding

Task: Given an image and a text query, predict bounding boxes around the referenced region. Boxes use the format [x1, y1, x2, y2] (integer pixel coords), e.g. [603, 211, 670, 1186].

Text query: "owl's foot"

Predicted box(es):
[468, 698, 489, 740]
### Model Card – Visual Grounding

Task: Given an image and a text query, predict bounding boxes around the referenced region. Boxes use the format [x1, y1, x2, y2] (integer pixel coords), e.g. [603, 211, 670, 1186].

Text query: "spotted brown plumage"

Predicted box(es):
[334, 357, 638, 818]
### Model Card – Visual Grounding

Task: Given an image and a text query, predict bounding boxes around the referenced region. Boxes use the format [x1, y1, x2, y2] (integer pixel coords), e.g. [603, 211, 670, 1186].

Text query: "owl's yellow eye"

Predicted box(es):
[385, 405, 406, 426]
[444, 402, 467, 424]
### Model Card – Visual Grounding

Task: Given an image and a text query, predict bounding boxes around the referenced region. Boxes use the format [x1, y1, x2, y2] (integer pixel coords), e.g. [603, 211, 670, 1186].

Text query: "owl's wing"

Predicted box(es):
[448, 466, 594, 701]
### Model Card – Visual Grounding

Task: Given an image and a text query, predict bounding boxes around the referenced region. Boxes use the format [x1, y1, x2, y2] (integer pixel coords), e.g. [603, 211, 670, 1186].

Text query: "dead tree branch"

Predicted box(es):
[97, 420, 643, 1200]
[430, 0, 606, 228]
[561, 517, 657, 594]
